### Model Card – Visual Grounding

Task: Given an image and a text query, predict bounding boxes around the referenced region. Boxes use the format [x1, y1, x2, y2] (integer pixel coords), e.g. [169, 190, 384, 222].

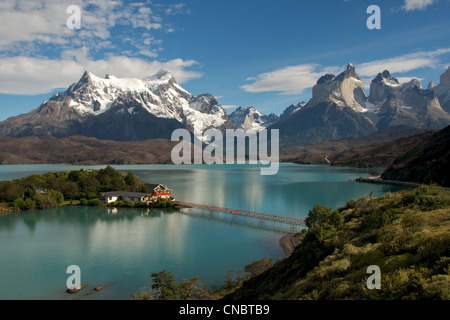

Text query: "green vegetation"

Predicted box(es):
[227, 185, 450, 300]
[134, 185, 449, 300]
[131, 257, 275, 300]
[0, 166, 152, 211]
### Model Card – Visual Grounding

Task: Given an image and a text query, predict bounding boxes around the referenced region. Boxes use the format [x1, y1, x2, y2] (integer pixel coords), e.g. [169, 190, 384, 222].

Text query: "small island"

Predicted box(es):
[0, 166, 175, 212]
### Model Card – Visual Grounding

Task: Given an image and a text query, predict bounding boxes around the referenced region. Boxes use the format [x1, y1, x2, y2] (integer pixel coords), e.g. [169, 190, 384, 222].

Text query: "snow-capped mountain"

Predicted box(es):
[0, 70, 233, 142]
[2, 65, 450, 149]
[228, 106, 278, 131]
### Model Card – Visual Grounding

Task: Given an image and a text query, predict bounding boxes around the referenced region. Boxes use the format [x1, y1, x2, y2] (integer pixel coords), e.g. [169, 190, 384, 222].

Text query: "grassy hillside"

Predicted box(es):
[224, 185, 450, 300]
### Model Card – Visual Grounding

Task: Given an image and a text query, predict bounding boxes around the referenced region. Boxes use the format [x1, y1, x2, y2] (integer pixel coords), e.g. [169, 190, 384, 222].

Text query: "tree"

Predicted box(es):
[305, 203, 332, 229]
[305, 203, 343, 230]
[125, 172, 136, 187]
[151, 270, 177, 300]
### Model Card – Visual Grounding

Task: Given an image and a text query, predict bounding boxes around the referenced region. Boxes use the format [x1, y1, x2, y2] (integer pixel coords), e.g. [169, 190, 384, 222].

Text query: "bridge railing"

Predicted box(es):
[175, 201, 305, 226]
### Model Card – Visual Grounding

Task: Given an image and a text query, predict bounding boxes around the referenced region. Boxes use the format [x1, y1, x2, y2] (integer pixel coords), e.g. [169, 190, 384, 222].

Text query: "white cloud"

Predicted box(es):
[356, 49, 450, 77]
[165, 3, 192, 15]
[0, 0, 201, 95]
[0, 56, 202, 95]
[0, 0, 181, 56]
[402, 0, 435, 11]
[241, 48, 450, 95]
[222, 105, 239, 110]
[241, 64, 337, 95]
[396, 77, 425, 84]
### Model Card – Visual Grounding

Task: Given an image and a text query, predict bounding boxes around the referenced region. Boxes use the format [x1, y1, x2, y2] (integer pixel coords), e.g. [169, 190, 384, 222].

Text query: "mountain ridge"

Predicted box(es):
[0, 70, 233, 142]
[270, 65, 450, 147]
[1, 65, 450, 148]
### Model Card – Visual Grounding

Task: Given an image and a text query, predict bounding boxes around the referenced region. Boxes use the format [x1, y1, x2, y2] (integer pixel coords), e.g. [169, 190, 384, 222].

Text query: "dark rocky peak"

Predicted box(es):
[373, 70, 399, 86]
[316, 74, 336, 85]
[190, 93, 223, 115]
[335, 63, 359, 81]
[71, 71, 95, 92]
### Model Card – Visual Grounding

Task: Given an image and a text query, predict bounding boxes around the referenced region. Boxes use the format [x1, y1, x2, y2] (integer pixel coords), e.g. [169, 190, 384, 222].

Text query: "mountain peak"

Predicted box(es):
[440, 66, 450, 86]
[80, 70, 94, 81]
[70, 70, 95, 91]
[344, 63, 358, 79]
[404, 78, 423, 89]
[316, 74, 336, 85]
[229, 106, 278, 131]
[142, 69, 178, 87]
[155, 69, 176, 81]
[334, 63, 360, 82]
[373, 70, 401, 87]
[427, 81, 436, 89]
[105, 74, 117, 80]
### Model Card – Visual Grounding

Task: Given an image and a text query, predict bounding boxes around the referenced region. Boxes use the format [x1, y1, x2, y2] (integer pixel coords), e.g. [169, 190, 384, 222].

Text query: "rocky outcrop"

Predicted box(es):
[431, 66, 450, 113]
[271, 64, 377, 147]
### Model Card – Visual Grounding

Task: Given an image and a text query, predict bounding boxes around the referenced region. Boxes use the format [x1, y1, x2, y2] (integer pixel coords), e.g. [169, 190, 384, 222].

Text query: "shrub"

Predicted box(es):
[136, 201, 148, 208]
[24, 197, 37, 210]
[125, 201, 135, 208]
[87, 198, 101, 206]
[115, 200, 125, 207]
[80, 198, 88, 206]
[12, 198, 26, 210]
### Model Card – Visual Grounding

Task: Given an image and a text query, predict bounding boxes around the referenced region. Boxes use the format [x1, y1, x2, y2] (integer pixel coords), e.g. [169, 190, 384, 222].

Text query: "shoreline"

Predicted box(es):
[279, 233, 301, 257]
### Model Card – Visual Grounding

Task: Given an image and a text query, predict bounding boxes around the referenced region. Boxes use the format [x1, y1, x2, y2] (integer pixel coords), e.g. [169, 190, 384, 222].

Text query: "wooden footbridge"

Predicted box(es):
[175, 201, 305, 230]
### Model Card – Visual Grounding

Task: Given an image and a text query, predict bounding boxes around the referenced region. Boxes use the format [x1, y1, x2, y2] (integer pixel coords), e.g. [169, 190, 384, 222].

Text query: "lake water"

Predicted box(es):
[0, 163, 403, 300]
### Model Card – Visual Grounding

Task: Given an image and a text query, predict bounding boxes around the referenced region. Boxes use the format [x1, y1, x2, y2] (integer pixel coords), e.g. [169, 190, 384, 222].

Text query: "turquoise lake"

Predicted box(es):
[0, 163, 404, 300]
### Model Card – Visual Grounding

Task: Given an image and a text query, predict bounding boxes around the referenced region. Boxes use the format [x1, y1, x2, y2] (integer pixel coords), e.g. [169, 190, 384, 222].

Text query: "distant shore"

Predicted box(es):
[356, 177, 450, 191]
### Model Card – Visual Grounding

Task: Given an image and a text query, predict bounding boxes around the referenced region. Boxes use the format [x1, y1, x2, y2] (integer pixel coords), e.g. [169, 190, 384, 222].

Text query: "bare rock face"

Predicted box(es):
[440, 66, 450, 86]
[430, 66, 450, 113]
[271, 64, 376, 147]
[271, 63, 450, 148]
[369, 70, 401, 104]
[309, 63, 368, 113]
[427, 81, 436, 90]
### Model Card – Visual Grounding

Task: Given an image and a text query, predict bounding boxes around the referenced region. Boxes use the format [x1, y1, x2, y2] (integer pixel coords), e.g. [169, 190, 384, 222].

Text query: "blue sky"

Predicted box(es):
[0, 0, 449, 120]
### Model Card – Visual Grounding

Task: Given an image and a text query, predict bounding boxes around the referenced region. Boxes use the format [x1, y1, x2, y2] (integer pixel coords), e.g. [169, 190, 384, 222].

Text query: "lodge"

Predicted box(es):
[100, 184, 173, 204]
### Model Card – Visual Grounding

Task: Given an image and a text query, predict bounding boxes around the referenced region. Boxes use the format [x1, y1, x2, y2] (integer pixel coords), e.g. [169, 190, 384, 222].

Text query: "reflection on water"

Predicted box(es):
[0, 163, 404, 300]
[0, 206, 285, 300]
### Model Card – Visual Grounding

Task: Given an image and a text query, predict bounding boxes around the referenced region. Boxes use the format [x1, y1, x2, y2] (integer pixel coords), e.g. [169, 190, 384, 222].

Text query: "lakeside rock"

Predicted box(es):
[66, 284, 87, 294]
